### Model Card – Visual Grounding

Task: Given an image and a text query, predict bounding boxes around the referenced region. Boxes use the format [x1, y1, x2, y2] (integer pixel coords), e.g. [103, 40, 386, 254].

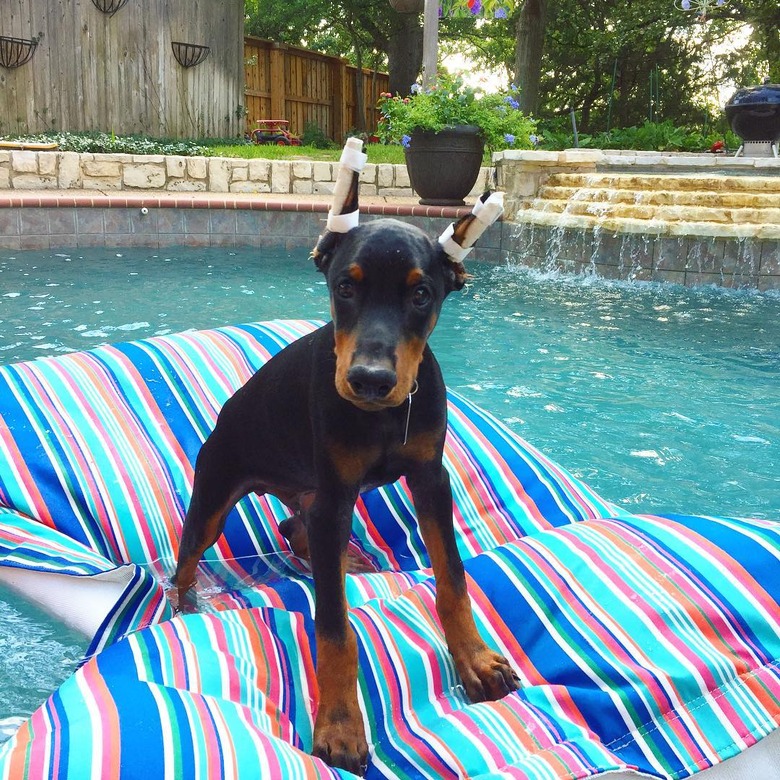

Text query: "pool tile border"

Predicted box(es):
[0, 191, 507, 265]
[2, 190, 776, 288]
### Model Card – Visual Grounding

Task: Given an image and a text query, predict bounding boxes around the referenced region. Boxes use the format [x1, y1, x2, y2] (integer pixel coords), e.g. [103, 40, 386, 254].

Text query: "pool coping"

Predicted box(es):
[0, 190, 471, 219]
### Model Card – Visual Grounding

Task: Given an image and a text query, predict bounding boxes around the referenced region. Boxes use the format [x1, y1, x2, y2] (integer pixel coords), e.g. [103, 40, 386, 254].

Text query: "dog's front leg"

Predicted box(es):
[306, 486, 369, 775]
[407, 463, 520, 703]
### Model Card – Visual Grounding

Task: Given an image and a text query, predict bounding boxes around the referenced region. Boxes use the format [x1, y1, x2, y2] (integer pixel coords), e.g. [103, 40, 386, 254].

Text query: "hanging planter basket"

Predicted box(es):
[91, 0, 131, 16]
[404, 125, 485, 206]
[0, 36, 38, 69]
[171, 41, 211, 69]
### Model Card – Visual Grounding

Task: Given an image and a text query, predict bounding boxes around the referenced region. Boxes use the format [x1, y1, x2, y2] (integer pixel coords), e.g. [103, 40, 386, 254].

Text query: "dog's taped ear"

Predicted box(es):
[311, 137, 368, 273]
[438, 191, 504, 290]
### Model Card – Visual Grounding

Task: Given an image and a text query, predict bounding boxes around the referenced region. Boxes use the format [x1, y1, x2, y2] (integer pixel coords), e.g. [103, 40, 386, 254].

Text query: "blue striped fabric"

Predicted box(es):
[0, 321, 777, 778]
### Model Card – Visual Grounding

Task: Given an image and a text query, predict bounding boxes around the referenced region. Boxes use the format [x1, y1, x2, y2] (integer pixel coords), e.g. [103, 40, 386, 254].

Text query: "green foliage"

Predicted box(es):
[201, 142, 407, 164]
[1, 131, 207, 157]
[242, 0, 776, 132]
[377, 75, 536, 152]
[437, 0, 775, 133]
[536, 119, 741, 152]
[440, 0, 513, 17]
[300, 123, 335, 149]
[244, 0, 389, 73]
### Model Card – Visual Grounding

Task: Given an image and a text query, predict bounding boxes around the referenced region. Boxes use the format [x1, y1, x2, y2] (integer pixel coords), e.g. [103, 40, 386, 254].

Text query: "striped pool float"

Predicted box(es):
[0, 320, 777, 778]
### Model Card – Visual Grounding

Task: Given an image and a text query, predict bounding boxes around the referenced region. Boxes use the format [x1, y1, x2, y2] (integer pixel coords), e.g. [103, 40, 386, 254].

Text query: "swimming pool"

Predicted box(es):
[2, 245, 778, 519]
[1, 245, 778, 740]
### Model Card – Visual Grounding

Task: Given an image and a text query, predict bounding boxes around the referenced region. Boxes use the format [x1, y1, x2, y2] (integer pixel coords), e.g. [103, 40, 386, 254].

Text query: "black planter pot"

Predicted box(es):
[404, 125, 485, 206]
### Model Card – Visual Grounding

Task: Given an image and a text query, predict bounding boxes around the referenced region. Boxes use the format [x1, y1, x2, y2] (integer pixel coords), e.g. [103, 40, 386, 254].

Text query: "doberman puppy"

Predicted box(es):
[174, 216, 519, 774]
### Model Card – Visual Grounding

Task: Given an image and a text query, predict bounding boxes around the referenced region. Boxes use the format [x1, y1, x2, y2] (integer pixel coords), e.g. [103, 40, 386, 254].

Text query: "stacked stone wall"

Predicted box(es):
[0, 151, 491, 199]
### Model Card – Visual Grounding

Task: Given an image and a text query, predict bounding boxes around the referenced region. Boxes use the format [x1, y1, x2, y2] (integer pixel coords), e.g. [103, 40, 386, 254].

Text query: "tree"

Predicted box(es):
[244, 0, 423, 96]
[439, 0, 776, 132]
[513, 0, 546, 116]
[244, 0, 776, 131]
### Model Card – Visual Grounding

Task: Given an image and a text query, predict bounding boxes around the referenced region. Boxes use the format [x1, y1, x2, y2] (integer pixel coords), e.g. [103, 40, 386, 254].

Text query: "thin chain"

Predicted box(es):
[402, 380, 419, 446]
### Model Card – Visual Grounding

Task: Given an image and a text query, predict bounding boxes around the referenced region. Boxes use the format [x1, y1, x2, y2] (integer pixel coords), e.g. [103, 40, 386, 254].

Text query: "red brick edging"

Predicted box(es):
[0, 191, 470, 220]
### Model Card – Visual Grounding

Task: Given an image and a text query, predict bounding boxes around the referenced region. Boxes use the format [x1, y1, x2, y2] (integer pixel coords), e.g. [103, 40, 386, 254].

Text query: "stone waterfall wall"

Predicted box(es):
[495, 150, 780, 291]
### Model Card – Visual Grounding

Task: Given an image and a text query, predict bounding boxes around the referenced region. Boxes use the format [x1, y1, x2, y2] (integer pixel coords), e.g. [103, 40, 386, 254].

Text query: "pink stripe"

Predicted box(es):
[353, 601, 465, 777]
[528, 529, 717, 761]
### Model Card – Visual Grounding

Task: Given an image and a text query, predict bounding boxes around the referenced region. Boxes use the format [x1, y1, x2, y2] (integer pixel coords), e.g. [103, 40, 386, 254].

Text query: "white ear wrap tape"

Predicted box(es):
[438, 191, 505, 262]
[312, 139, 367, 254]
[438, 223, 472, 262]
[328, 138, 366, 232]
[339, 137, 368, 172]
[326, 209, 360, 233]
[472, 191, 504, 225]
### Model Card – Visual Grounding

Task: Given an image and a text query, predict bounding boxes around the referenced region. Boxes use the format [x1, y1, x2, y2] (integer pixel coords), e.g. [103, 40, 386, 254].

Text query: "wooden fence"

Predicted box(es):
[1, 0, 244, 139]
[0, 4, 386, 142]
[243, 37, 389, 142]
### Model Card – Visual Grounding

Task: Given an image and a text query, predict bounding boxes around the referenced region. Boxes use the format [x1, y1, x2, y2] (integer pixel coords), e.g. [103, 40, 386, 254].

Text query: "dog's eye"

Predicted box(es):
[412, 286, 431, 307]
[336, 280, 355, 298]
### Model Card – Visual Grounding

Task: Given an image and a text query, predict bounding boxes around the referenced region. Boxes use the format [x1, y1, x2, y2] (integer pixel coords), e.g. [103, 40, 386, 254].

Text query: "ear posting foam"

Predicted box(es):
[311, 138, 368, 268]
[438, 191, 504, 264]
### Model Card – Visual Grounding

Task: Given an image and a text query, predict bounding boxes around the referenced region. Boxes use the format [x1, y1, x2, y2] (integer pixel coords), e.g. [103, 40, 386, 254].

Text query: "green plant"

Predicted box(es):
[300, 122, 334, 149]
[0, 131, 208, 157]
[377, 75, 537, 153]
[535, 118, 741, 152]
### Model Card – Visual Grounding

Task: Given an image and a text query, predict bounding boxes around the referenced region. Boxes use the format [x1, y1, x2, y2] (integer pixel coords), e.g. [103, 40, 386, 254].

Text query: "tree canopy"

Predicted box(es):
[244, 0, 777, 133]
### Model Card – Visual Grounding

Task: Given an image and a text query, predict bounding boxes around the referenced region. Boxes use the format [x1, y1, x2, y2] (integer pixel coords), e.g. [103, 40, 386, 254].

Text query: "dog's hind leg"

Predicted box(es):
[174, 438, 249, 610]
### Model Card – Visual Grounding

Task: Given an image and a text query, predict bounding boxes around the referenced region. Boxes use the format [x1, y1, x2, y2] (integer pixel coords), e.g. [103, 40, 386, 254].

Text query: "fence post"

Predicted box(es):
[332, 58, 348, 142]
[269, 42, 286, 119]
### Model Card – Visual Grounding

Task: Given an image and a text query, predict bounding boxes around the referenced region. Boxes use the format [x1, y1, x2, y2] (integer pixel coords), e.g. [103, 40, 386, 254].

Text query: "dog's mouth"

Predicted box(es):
[334, 331, 426, 411]
[335, 377, 410, 411]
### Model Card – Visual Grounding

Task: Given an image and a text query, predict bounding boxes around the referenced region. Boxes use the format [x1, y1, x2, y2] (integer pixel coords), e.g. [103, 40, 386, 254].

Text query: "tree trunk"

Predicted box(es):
[513, 0, 547, 116]
[354, 47, 366, 132]
[387, 11, 424, 95]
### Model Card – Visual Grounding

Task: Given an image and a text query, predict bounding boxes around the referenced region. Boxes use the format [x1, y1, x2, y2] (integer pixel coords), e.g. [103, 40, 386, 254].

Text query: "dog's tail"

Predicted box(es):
[311, 138, 367, 268]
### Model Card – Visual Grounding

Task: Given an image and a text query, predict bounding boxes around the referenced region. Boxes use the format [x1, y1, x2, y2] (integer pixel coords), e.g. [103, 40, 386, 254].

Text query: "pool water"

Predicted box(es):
[0, 584, 84, 744]
[0, 245, 778, 740]
[2, 245, 778, 520]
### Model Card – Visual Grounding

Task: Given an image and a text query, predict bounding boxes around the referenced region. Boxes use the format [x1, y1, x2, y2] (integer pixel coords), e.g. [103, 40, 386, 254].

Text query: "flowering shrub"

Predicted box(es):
[439, 0, 511, 17]
[0, 131, 207, 156]
[377, 76, 536, 152]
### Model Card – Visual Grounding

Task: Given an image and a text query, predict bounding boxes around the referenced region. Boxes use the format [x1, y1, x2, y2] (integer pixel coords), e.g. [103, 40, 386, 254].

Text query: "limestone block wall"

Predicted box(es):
[495, 149, 780, 220]
[0, 150, 491, 199]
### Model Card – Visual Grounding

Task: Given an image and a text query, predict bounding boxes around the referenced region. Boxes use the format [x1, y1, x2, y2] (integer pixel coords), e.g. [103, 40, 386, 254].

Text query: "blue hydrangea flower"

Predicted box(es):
[504, 133, 516, 145]
[494, 7, 508, 17]
[401, 134, 412, 148]
[504, 96, 520, 110]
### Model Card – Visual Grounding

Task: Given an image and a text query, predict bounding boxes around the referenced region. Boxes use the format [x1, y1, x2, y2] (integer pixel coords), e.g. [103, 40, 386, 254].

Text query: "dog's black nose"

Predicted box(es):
[347, 365, 396, 400]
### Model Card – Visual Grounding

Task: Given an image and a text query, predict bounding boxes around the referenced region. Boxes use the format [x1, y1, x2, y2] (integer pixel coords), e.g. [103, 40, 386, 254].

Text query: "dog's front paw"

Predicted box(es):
[455, 645, 520, 703]
[312, 709, 369, 776]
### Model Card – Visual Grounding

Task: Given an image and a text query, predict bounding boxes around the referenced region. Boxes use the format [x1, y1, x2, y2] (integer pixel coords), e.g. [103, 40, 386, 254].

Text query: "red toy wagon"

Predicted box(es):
[251, 119, 301, 146]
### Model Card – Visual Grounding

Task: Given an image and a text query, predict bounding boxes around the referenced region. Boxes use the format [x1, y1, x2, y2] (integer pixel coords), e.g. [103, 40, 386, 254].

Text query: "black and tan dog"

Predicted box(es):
[174, 140, 518, 774]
